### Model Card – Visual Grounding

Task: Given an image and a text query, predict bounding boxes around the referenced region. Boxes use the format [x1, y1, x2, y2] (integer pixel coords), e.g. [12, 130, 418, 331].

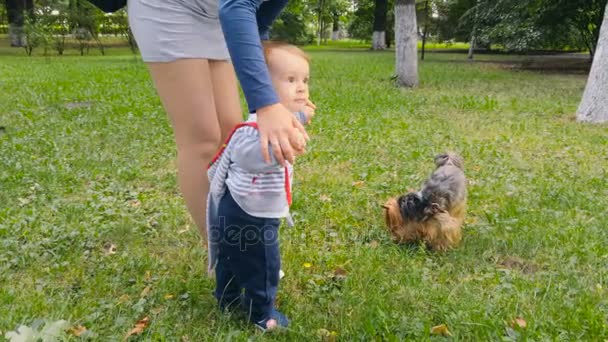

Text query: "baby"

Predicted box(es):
[206, 41, 314, 331]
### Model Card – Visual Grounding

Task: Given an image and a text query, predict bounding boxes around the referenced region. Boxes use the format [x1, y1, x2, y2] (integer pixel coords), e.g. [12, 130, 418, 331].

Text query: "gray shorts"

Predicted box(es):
[127, 0, 230, 62]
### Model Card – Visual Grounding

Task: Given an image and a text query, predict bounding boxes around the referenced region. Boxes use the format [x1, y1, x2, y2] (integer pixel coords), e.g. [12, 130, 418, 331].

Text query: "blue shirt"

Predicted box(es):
[219, 0, 289, 112]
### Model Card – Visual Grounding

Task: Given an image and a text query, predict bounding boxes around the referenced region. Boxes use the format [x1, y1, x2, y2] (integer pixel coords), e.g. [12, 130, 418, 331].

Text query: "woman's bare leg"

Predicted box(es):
[146, 59, 221, 241]
[209, 60, 243, 141]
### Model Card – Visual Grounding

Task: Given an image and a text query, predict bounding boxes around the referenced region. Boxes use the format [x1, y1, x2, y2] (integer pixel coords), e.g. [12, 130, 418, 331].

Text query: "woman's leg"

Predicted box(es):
[209, 60, 242, 141]
[146, 59, 222, 241]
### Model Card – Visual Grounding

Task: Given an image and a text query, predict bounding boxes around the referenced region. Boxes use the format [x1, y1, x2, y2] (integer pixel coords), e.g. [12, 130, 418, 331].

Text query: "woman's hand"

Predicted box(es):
[257, 103, 309, 166]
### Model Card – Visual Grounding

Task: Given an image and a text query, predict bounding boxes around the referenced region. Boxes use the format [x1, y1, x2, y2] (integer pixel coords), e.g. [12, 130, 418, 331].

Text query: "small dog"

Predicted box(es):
[383, 153, 467, 251]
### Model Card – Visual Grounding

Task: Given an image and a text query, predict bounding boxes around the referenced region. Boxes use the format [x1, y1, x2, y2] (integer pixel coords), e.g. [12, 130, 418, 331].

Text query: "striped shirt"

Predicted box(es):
[206, 112, 307, 273]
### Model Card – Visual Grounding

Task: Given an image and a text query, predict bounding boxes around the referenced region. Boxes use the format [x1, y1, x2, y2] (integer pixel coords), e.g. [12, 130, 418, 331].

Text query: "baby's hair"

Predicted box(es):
[262, 41, 310, 64]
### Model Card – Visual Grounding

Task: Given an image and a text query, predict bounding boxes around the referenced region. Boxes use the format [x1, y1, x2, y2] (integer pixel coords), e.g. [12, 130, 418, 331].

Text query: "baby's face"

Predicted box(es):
[268, 49, 310, 113]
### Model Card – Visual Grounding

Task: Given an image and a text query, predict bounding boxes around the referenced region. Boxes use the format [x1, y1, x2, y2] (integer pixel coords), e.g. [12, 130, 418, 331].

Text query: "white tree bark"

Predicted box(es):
[467, 34, 475, 60]
[332, 30, 340, 40]
[372, 31, 386, 50]
[577, 2, 608, 123]
[395, 0, 418, 87]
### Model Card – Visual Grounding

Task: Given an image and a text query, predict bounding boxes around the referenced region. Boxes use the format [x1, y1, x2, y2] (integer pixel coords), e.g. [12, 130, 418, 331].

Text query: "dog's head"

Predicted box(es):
[398, 192, 429, 221]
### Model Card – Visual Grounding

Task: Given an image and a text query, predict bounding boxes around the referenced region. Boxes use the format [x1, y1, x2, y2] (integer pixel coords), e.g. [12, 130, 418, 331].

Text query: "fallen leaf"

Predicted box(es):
[144, 271, 152, 282]
[103, 243, 117, 256]
[164, 294, 174, 300]
[499, 256, 539, 274]
[125, 317, 149, 340]
[129, 199, 141, 207]
[69, 325, 87, 337]
[334, 267, 348, 279]
[430, 324, 452, 336]
[351, 180, 365, 187]
[151, 307, 163, 315]
[140, 286, 151, 298]
[369, 240, 379, 248]
[303, 262, 313, 268]
[5, 325, 37, 341]
[177, 225, 190, 234]
[118, 294, 130, 304]
[319, 194, 331, 202]
[511, 317, 527, 329]
[181, 336, 190, 342]
[318, 328, 337, 342]
[465, 216, 479, 224]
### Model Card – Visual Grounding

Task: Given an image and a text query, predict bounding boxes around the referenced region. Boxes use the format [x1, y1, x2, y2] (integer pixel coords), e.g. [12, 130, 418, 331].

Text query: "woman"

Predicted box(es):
[127, 0, 308, 244]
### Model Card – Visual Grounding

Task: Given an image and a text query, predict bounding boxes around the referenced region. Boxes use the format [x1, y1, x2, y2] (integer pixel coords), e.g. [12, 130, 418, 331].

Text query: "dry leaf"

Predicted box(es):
[103, 242, 117, 256]
[177, 225, 190, 234]
[319, 194, 331, 202]
[69, 325, 87, 337]
[129, 199, 141, 207]
[140, 286, 151, 298]
[125, 317, 150, 340]
[118, 294, 130, 304]
[511, 317, 527, 329]
[351, 180, 365, 187]
[430, 324, 452, 336]
[164, 294, 174, 300]
[303, 262, 312, 268]
[317, 328, 337, 342]
[144, 271, 152, 282]
[334, 267, 348, 279]
[151, 307, 163, 315]
[369, 240, 379, 248]
[181, 335, 190, 342]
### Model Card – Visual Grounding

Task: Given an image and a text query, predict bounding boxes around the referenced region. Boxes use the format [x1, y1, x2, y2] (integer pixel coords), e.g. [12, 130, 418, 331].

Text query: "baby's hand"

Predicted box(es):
[302, 100, 316, 124]
[290, 131, 306, 156]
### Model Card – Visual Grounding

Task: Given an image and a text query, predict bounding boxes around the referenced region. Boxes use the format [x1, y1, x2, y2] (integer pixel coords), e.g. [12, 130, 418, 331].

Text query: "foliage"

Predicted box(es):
[272, 4, 316, 45]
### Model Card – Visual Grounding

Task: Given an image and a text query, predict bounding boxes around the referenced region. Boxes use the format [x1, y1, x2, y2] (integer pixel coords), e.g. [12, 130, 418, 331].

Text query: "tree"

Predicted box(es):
[372, 0, 388, 49]
[395, 0, 418, 87]
[577, 1, 608, 123]
[6, 0, 34, 47]
[420, 0, 429, 60]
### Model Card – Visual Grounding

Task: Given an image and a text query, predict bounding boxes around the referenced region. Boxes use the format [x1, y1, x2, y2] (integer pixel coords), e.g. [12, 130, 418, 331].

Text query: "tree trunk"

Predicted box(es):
[332, 12, 339, 40]
[395, 0, 418, 87]
[317, 0, 324, 46]
[421, 0, 429, 61]
[7, 0, 24, 46]
[372, 0, 387, 50]
[577, 2, 608, 123]
[467, 34, 475, 59]
[468, 0, 479, 60]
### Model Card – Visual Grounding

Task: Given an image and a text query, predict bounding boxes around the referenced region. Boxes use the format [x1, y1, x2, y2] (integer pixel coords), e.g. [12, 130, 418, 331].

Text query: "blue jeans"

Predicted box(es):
[214, 190, 281, 322]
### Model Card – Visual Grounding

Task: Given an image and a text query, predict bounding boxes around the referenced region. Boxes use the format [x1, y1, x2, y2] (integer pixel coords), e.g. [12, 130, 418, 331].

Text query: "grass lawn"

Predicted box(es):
[1, 45, 607, 341]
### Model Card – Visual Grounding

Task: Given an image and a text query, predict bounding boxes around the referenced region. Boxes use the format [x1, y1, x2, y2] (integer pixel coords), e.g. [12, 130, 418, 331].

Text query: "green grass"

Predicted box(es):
[1, 47, 607, 341]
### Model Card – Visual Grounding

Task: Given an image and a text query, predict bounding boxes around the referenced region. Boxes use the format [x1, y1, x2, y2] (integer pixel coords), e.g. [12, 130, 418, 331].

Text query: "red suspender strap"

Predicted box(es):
[208, 122, 258, 169]
[284, 167, 292, 206]
[209, 121, 292, 207]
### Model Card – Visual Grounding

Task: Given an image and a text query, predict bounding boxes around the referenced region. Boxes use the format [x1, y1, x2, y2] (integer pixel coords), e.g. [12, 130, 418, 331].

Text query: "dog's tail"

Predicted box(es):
[434, 152, 464, 170]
